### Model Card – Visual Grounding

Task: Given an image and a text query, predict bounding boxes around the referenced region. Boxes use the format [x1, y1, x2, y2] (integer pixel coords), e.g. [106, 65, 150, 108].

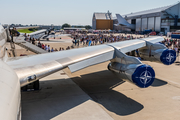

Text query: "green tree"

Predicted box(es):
[85, 25, 92, 29]
[62, 23, 71, 29]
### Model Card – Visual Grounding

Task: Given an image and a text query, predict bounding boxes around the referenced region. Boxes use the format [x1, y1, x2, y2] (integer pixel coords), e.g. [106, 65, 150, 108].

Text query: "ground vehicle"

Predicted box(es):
[149, 31, 156, 35]
[158, 32, 164, 36]
[143, 29, 152, 35]
[171, 34, 180, 39]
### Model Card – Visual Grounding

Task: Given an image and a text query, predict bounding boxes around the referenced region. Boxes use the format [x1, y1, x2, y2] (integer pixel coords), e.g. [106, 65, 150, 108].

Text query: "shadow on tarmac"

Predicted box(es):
[21, 78, 90, 120]
[175, 63, 180, 66]
[71, 70, 168, 116]
[21, 70, 167, 119]
[151, 78, 168, 87]
[71, 70, 144, 116]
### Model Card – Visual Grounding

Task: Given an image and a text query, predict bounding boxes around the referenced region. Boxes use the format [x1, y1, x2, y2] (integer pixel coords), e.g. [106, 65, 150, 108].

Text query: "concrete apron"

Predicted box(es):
[21, 70, 113, 120]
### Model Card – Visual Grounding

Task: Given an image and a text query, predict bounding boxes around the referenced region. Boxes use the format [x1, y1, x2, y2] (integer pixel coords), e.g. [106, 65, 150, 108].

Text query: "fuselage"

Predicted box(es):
[0, 25, 21, 120]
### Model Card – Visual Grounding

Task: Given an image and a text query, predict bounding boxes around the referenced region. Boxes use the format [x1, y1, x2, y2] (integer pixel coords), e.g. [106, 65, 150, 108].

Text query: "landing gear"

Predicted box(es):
[21, 80, 40, 91]
[33, 80, 40, 90]
[107, 63, 111, 71]
[21, 85, 28, 91]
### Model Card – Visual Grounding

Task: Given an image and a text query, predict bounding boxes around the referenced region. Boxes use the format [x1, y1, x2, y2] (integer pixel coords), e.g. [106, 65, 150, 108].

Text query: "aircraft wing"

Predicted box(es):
[6, 37, 164, 87]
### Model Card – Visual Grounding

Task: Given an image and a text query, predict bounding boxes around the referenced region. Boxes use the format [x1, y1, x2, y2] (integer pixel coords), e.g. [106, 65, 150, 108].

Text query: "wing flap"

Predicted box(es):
[68, 50, 114, 73]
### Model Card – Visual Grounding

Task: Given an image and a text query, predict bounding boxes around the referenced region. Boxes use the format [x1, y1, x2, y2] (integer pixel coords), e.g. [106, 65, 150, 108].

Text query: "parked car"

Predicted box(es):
[149, 32, 156, 35]
[158, 32, 164, 36]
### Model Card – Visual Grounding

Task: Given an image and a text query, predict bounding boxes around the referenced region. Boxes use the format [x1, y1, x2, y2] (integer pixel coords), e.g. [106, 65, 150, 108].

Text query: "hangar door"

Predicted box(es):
[148, 17, 155, 30]
[142, 18, 148, 31]
[136, 18, 141, 31]
[155, 17, 161, 32]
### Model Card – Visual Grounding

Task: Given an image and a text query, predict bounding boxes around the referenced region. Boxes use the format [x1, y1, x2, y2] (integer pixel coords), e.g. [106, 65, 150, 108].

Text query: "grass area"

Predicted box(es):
[17, 29, 37, 33]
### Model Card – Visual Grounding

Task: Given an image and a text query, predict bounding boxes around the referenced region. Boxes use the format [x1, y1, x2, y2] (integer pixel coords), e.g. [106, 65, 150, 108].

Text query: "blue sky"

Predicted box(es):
[0, 0, 179, 25]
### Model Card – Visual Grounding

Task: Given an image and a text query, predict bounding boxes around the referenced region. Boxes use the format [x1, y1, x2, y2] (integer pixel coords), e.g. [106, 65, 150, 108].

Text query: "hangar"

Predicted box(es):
[92, 11, 113, 30]
[113, 2, 180, 34]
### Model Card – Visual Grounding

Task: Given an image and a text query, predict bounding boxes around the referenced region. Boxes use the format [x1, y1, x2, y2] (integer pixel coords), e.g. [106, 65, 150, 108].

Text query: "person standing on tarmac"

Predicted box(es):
[74, 38, 77, 46]
[45, 44, 48, 51]
[77, 39, 79, 46]
[51, 47, 54, 52]
[38, 41, 42, 48]
[32, 38, 35, 45]
[175, 46, 179, 57]
[48, 45, 50, 52]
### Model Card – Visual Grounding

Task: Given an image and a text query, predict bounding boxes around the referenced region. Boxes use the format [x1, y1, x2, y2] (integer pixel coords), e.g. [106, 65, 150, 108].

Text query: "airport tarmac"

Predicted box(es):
[21, 71, 113, 120]
[11, 35, 180, 120]
[64, 61, 180, 120]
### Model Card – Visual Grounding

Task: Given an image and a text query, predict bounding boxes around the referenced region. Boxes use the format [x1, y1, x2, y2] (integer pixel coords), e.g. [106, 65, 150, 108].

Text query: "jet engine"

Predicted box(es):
[139, 42, 176, 65]
[108, 48, 155, 88]
[108, 62, 155, 88]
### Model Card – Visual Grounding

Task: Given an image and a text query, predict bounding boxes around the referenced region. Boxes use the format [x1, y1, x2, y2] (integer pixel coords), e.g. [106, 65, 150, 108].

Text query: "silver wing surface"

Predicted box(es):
[6, 37, 164, 87]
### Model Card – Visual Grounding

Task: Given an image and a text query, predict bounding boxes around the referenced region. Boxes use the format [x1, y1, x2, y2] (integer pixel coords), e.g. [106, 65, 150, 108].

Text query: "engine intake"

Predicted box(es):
[132, 64, 155, 88]
[160, 49, 176, 65]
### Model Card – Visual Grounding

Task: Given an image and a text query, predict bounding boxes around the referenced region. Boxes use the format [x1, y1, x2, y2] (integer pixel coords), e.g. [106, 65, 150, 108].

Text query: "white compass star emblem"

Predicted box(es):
[165, 53, 175, 63]
[139, 70, 152, 85]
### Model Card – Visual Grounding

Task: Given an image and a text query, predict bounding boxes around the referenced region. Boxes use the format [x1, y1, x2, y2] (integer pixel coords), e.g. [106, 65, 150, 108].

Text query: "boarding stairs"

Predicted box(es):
[13, 36, 47, 54]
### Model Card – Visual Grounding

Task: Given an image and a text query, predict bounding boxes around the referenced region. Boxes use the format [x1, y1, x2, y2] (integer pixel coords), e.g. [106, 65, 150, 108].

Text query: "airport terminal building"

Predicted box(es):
[94, 3, 180, 34]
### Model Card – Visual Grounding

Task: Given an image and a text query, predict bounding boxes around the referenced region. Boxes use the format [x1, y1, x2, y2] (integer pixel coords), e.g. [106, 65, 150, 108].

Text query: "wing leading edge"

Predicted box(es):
[6, 37, 164, 87]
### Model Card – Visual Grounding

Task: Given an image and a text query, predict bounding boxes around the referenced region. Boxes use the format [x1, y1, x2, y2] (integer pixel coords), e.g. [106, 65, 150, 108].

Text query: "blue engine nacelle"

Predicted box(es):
[139, 43, 176, 65]
[160, 49, 176, 65]
[108, 62, 155, 88]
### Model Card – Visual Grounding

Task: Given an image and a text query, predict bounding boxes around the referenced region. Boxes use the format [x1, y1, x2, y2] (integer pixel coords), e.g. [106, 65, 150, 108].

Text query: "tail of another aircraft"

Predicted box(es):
[116, 14, 135, 30]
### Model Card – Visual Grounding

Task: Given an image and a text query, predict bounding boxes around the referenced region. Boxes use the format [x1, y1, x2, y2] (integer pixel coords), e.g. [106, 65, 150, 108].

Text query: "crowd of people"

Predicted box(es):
[36, 41, 71, 52]
[71, 32, 180, 57]
[24, 33, 71, 52]
[22, 30, 180, 56]
[71, 33, 143, 47]
[34, 32, 139, 53]
[162, 38, 180, 55]
[24, 36, 71, 52]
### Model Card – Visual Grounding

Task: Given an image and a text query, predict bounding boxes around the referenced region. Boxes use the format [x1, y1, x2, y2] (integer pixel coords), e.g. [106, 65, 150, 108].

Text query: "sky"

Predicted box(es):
[0, 0, 179, 26]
